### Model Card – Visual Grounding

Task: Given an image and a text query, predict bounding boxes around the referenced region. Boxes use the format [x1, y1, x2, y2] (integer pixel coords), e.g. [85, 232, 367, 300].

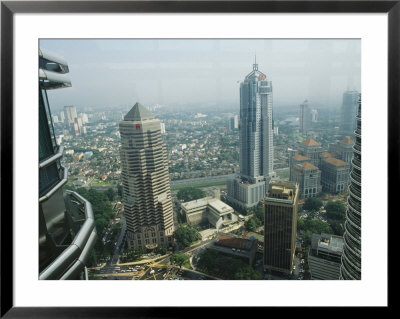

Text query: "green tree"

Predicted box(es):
[303, 197, 323, 212]
[245, 218, 257, 232]
[326, 200, 346, 221]
[170, 253, 189, 268]
[175, 225, 200, 248]
[254, 204, 265, 223]
[106, 187, 115, 201]
[177, 187, 206, 202]
[117, 184, 123, 198]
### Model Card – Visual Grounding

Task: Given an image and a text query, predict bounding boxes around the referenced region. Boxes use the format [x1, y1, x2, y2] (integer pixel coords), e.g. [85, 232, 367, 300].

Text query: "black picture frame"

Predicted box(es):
[1, 0, 396, 317]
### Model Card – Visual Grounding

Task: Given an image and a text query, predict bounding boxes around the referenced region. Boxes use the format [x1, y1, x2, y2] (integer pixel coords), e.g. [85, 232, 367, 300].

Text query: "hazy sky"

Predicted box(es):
[41, 39, 361, 111]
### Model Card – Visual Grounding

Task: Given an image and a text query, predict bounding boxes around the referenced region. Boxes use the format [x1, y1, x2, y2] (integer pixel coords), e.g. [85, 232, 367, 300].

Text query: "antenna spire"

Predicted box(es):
[253, 53, 258, 71]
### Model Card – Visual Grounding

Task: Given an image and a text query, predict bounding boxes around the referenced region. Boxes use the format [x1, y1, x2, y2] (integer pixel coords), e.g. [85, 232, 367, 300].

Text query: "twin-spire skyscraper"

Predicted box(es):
[227, 58, 274, 208]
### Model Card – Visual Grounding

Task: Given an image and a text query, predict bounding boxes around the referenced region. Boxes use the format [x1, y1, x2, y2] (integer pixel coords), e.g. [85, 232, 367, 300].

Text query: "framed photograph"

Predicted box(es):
[1, 0, 396, 316]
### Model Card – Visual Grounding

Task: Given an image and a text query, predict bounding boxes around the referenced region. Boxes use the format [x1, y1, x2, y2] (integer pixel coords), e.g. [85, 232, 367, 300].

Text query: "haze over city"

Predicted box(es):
[41, 39, 361, 111]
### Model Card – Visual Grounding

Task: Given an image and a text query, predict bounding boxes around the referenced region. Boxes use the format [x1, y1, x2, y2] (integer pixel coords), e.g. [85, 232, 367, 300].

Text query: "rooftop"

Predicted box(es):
[300, 162, 318, 170]
[215, 235, 256, 251]
[124, 102, 155, 121]
[292, 154, 309, 161]
[301, 137, 320, 146]
[323, 157, 349, 167]
[267, 181, 298, 200]
[340, 136, 355, 144]
[312, 233, 344, 253]
[321, 151, 333, 158]
[207, 198, 232, 212]
[181, 197, 210, 210]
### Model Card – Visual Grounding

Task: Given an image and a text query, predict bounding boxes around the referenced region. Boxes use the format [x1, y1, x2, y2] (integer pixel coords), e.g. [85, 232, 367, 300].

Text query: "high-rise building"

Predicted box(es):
[60, 110, 65, 123]
[264, 181, 299, 275]
[64, 105, 86, 137]
[311, 109, 318, 123]
[308, 233, 344, 280]
[229, 115, 239, 130]
[64, 105, 78, 125]
[39, 48, 96, 280]
[119, 102, 175, 249]
[299, 99, 311, 134]
[339, 90, 359, 137]
[226, 60, 274, 209]
[340, 95, 361, 280]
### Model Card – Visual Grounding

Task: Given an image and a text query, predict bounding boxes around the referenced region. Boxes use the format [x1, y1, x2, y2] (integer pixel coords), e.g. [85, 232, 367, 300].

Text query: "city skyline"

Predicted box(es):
[40, 39, 361, 110]
[38, 44, 362, 283]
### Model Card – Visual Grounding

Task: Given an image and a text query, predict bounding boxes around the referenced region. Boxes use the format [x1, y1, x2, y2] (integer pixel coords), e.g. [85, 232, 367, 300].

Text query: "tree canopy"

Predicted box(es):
[303, 197, 323, 212]
[197, 249, 261, 280]
[326, 200, 346, 221]
[170, 253, 189, 268]
[175, 225, 200, 248]
[177, 187, 206, 202]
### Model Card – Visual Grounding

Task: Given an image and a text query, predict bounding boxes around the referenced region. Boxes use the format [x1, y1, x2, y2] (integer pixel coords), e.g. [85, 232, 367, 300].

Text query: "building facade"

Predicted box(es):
[39, 49, 96, 280]
[226, 60, 274, 209]
[340, 95, 362, 280]
[320, 157, 350, 193]
[119, 102, 175, 249]
[264, 181, 299, 275]
[308, 233, 344, 280]
[290, 159, 322, 198]
[328, 136, 355, 164]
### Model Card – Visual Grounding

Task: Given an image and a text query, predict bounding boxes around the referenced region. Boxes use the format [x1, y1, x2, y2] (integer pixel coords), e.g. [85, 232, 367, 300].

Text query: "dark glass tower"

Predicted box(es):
[340, 95, 361, 280]
[39, 49, 96, 280]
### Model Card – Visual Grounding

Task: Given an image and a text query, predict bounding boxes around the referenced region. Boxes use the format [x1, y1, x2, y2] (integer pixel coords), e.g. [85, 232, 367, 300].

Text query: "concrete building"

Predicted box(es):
[119, 102, 174, 249]
[290, 158, 322, 198]
[226, 59, 274, 209]
[340, 95, 362, 280]
[329, 136, 355, 164]
[299, 99, 311, 134]
[339, 90, 359, 137]
[308, 233, 344, 280]
[320, 156, 350, 193]
[39, 48, 96, 280]
[297, 137, 324, 167]
[264, 181, 299, 275]
[209, 234, 258, 266]
[181, 197, 237, 230]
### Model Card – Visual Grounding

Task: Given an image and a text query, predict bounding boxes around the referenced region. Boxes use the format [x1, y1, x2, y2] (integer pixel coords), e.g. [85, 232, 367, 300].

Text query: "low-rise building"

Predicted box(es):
[209, 234, 258, 265]
[308, 233, 344, 280]
[181, 197, 237, 229]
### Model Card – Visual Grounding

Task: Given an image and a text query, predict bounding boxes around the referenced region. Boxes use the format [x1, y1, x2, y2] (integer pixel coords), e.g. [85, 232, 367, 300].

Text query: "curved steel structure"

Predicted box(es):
[39, 49, 96, 279]
[340, 96, 362, 280]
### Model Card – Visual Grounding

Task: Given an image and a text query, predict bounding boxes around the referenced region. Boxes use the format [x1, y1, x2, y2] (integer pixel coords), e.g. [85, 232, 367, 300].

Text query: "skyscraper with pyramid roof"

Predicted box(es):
[119, 102, 174, 249]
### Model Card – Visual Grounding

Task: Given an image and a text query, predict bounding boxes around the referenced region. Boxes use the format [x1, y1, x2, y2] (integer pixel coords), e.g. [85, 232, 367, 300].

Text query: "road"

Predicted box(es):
[111, 213, 126, 265]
